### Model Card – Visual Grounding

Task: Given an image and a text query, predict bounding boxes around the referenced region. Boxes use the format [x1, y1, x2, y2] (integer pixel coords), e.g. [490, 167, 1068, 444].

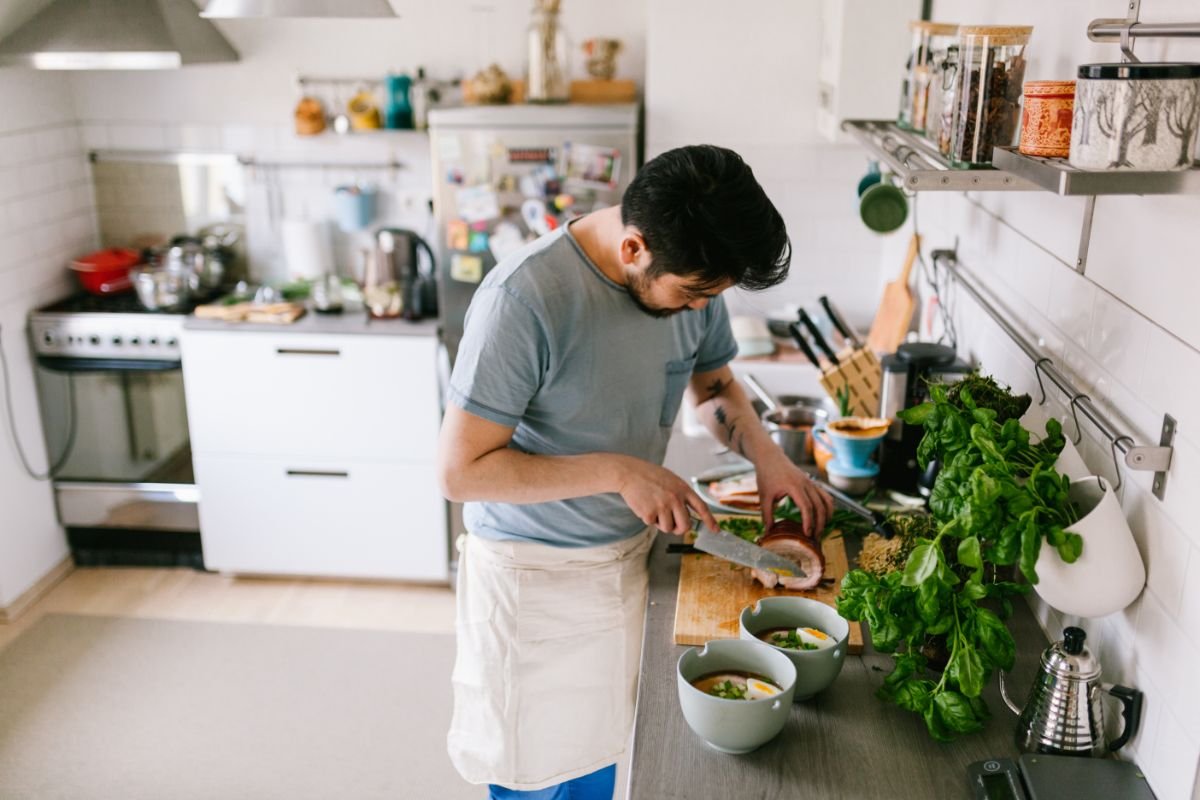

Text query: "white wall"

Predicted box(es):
[0, 68, 97, 608]
[915, 2, 1200, 797]
[645, 0, 902, 329]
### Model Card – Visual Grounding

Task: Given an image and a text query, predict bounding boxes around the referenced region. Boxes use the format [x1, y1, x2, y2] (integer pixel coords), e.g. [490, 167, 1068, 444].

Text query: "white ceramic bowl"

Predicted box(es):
[739, 596, 849, 700]
[676, 639, 796, 754]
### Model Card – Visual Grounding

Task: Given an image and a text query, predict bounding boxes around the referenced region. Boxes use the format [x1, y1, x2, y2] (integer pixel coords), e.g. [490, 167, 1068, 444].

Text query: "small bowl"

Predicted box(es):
[739, 597, 850, 700]
[676, 639, 797, 754]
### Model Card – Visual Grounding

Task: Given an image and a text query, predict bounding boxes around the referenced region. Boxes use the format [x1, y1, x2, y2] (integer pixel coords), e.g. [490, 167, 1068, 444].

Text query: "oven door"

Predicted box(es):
[36, 356, 198, 532]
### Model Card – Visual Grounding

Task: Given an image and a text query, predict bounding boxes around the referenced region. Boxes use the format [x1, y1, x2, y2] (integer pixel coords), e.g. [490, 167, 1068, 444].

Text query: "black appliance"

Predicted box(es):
[877, 342, 971, 495]
[374, 227, 438, 320]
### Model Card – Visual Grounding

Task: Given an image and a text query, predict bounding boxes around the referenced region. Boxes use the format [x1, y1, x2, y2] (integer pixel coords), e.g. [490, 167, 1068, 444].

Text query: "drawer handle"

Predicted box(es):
[285, 469, 350, 479]
[275, 348, 341, 357]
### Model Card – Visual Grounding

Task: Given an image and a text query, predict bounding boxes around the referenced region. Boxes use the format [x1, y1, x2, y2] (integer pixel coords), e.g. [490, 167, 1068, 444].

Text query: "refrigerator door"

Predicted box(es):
[429, 104, 639, 359]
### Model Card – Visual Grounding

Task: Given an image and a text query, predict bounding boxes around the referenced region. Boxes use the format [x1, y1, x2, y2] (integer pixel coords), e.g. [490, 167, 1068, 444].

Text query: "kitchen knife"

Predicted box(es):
[819, 295, 863, 349]
[788, 322, 825, 372]
[812, 477, 896, 538]
[692, 519, 807, 578]
[798, 309, 840, 366]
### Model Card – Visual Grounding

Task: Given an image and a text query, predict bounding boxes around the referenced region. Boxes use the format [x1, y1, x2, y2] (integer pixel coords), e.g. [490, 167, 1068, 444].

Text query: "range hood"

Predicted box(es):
[0, 0, 238, 69]
[201, 0, 395, 17]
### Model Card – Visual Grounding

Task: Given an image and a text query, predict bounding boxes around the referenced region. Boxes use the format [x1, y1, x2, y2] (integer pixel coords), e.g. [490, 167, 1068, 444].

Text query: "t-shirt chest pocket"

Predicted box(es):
[660, 355, 698, 427]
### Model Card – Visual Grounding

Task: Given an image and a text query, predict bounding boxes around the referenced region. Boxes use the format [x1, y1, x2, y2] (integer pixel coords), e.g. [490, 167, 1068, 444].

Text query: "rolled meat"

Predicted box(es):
[751, 521, 825, 591]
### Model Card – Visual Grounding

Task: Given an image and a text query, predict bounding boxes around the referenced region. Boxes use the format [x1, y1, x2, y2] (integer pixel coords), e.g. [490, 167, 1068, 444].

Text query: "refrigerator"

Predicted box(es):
[428, 104, 641, 360]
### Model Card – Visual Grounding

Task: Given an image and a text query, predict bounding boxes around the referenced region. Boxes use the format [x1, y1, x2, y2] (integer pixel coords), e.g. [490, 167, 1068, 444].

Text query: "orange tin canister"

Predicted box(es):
[1019, 80, 1076, 158]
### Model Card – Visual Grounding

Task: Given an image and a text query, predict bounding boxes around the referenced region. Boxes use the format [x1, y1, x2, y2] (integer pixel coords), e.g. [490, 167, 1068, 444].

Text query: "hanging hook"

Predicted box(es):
[1033, 358, 1053, 406]
[1069, 394, 1090, 445]
[1110, 436, 1134, 492]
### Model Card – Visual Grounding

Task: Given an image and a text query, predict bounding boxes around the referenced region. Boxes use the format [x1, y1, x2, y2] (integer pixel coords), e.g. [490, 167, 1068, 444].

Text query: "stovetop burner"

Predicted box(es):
[40, 291, 212, 316]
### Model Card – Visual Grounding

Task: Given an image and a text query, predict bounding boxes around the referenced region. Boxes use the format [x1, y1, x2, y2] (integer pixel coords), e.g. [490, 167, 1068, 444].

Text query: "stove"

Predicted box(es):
[30, 292, 210, 362]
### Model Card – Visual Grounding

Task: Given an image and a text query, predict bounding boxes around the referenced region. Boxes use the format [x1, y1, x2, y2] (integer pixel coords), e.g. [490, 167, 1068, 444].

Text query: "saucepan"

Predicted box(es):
[743, 375, 833, 465]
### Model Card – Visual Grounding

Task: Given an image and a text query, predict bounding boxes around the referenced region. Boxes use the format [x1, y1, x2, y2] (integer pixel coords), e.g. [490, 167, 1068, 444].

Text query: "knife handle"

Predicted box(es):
[819, 295, 861, 349]
[788, 322, 824, 372]
[798, 309, 839, 366]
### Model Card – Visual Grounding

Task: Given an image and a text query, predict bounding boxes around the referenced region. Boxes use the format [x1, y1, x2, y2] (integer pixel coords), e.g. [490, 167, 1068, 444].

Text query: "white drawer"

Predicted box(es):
[182, 330, 439, 462]
[195, 455, 448, 582]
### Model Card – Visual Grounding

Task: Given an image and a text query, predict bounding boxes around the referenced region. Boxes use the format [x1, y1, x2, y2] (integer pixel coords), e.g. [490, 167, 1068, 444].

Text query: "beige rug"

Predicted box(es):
[0, 614, 477, 800]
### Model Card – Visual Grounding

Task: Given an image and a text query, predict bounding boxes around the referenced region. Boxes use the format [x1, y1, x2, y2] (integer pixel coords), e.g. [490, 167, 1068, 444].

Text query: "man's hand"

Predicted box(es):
[614, 456, 720, 536]
[756, 451, 834, 537]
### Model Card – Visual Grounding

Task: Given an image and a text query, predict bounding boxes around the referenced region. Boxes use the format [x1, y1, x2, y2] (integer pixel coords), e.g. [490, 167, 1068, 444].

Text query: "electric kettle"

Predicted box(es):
[367, 228, 437, 320]
[1000, 626, 1143, 757]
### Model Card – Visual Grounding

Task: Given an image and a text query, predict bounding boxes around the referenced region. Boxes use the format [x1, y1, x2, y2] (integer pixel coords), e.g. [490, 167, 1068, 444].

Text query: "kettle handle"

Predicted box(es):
[998, 669, 1022, 716]
[1105, 683, 1144, 752]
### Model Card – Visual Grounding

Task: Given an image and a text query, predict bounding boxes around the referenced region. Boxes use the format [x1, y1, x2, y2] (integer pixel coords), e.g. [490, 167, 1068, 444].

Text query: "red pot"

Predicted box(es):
[69, 248, 142, 295]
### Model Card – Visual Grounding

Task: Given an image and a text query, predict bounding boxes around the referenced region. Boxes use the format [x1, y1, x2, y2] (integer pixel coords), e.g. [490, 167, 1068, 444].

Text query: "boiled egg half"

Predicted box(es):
[797, 627, 835, 650]
[745, 678, 782, 700]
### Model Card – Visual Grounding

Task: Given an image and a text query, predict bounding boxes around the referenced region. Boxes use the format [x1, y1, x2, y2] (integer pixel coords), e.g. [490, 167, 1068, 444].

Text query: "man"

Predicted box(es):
[438, 144, 832, 799]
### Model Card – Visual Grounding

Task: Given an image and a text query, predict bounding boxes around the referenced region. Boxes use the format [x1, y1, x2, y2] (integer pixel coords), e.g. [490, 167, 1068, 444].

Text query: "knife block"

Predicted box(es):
[817, 346, 882, 417]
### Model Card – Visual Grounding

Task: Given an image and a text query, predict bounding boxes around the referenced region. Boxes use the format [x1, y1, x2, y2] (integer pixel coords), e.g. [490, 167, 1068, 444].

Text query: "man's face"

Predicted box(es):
[619, 229, 730, 318]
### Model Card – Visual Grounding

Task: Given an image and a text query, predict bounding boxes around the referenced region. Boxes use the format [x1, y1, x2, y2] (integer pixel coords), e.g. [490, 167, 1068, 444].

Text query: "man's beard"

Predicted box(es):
[625, 268, 684, 319]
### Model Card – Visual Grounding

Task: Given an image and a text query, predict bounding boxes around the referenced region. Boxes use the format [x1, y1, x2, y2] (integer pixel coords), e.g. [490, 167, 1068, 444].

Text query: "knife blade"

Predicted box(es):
[819, 295, 863, 349]
[798, 309, 839, 366]
[787, 322, 824, 372]
[692, 520, 807, 578]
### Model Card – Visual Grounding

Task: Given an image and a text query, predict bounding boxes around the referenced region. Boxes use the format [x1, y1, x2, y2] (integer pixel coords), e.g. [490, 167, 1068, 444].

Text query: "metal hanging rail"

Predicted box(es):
[1088, 0, 1200, 62]
[931, 248, 1176, 500]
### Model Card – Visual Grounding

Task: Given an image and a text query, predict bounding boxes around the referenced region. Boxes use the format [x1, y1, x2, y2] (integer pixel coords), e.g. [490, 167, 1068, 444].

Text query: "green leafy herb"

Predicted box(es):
[837, 370, 1083, 743]
[720, 517, 765, 543]
[707, 680, 749, 700]
[768, 630, 820, 650]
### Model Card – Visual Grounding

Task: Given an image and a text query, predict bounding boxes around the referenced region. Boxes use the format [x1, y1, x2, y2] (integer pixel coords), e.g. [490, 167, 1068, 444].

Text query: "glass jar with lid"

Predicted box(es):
[925, 43, 960, 156]
[526, 0, 570, 103]
[949, 25, 1034, 167]
[898, 21, 959, 133]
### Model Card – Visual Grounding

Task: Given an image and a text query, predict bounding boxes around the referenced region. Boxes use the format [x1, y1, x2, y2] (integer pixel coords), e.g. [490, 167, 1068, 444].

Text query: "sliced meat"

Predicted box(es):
[751, 522, 825, 591]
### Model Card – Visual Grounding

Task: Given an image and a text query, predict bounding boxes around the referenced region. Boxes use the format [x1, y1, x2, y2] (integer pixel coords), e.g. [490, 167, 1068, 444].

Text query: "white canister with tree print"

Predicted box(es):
[1069, 62, 1200, 171]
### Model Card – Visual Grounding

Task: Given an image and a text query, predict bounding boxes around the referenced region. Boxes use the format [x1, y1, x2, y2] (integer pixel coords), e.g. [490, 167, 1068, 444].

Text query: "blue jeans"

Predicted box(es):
[487, 765, 616, 800]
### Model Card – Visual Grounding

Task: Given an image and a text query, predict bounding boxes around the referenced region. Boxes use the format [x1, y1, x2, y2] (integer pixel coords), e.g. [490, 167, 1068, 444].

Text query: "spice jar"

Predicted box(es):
[898, 21, 959, 133]
[950, 25, 1033, 167]
[1070, 63, 1200, 171]
[926, 44, 960, 156]
[526, 0, 570, 104]
[1019, 80, 1075, 158]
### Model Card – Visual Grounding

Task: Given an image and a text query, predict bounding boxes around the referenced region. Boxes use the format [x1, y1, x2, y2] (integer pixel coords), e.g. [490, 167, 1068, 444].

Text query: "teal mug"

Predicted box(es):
[812, 417, 890, 470]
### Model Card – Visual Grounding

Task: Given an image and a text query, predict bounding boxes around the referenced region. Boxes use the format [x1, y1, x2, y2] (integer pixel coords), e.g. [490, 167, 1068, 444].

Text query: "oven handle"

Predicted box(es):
[285, 469, 350, 479]
[275, 348, 341, 357]
[36, 356, 182, 372]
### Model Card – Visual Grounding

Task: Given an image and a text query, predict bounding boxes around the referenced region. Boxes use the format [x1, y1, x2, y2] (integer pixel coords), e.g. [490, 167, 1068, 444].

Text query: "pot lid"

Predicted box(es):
[71, 248, 143, 271]
[0, 0, 238, 69]
[1042, 626, 1101, 681]
[896, 342, 957, 369]
[1079, 62, 1200, 81]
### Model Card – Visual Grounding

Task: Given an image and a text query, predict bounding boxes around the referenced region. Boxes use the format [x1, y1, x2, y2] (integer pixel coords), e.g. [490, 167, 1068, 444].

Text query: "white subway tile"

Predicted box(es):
[79, 123, 109, 150]
[1089, 290, 1149, 393]
[1179, 551, 1200, 650]
[1126, 484, 1191, 617]
[1127, 665, 1162, 766]
[175, 124, 224, 152]
[1140, 326, 1200, 445]
[106, 124, 166, 151]
[0, 132, 35, 168]
[1148, 710, 1200, 800]
[221, 124, 257, 154]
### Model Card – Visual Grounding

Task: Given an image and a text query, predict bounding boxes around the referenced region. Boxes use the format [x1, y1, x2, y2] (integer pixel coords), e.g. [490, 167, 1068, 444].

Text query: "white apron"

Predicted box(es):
[446, 526, 655, 791]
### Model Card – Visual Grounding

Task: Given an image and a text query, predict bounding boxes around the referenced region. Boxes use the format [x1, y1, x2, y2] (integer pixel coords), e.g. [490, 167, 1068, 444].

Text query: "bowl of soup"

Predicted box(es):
[676, 639, 796, 753]
[739, 596, 849, 700]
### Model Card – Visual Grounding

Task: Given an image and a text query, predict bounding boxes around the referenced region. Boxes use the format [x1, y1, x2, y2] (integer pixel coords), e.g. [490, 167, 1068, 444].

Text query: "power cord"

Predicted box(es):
[910, 192, 959, 350]
[0, 323, 78, 480]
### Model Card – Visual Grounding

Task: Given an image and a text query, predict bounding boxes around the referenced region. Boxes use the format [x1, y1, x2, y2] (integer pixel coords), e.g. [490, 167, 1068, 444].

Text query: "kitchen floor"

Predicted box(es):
[0, 566, 458, 653]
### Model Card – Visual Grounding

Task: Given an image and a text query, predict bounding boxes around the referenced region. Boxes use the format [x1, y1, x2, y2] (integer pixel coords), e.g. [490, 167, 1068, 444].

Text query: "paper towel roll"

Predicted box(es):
[281, 219, 334, 280]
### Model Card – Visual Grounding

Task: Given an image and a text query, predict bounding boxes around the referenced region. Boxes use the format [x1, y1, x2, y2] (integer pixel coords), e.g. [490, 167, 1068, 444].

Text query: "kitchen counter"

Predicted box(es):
[627, 432, 1049, 799]
[183, 311, 439, 338]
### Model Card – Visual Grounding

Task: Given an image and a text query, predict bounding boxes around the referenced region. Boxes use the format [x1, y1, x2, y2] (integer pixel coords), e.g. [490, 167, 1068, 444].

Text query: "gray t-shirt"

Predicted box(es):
[447, 224, 739, 547]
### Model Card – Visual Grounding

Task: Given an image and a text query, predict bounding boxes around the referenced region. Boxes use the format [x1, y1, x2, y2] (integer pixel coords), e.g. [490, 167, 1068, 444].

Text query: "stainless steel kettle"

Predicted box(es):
[1000, 626, 1143, 757]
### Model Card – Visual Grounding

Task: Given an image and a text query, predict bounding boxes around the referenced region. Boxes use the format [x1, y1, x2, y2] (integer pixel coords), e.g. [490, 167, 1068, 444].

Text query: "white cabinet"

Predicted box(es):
[182, 329, 447, 582]
[816, 0, 921, 141]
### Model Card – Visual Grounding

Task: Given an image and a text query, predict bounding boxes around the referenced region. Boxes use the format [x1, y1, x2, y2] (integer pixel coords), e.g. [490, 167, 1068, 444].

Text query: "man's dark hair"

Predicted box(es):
[620, 145, 790, 291]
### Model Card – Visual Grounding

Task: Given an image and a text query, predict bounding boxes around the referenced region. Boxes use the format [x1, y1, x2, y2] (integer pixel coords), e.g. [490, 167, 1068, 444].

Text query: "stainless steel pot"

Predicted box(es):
[762, 405, 828, 465]
[133, 267, 191, 311]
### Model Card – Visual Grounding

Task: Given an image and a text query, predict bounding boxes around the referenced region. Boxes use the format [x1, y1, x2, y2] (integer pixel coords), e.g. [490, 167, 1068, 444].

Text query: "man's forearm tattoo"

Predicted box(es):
[713, 404, 747, 456]
[703, 378, 728, 403]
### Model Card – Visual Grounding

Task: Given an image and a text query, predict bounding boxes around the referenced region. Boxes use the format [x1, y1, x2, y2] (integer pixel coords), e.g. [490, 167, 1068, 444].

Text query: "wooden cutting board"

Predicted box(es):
[673, 527, 863, 654]
[866, 233, 920, 355]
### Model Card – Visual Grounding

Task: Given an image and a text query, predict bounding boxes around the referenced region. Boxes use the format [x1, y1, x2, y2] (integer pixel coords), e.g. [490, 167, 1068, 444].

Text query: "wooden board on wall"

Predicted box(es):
[673, 530, 864, 654]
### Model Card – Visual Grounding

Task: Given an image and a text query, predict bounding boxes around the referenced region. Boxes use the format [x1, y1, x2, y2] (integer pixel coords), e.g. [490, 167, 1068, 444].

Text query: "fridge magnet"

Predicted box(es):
[489, 222, 525, 262]
[495, 173, 518, 193]
[507, 146, 556, 164]
[447, 219, 469, 250]
[468, 230, 490, 254]
[450, 253, 484, 284]
[521, 199, 553, 236]
[445, 167, 465, 185]
[456, 185, 501, 223]
[562, 142, 621, 189]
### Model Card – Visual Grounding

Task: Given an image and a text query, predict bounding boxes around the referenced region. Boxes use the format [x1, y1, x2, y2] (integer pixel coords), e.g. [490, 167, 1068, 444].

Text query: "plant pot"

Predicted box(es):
[1033, 476, 1145, 618]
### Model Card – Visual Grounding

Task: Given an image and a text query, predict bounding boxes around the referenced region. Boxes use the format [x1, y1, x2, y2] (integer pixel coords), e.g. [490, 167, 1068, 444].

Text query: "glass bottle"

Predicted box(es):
[898, 21, 958, 133]
[925, 44, 960, 157]
[949, 25, 1033, 167]
[526, 0, 569, 104]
